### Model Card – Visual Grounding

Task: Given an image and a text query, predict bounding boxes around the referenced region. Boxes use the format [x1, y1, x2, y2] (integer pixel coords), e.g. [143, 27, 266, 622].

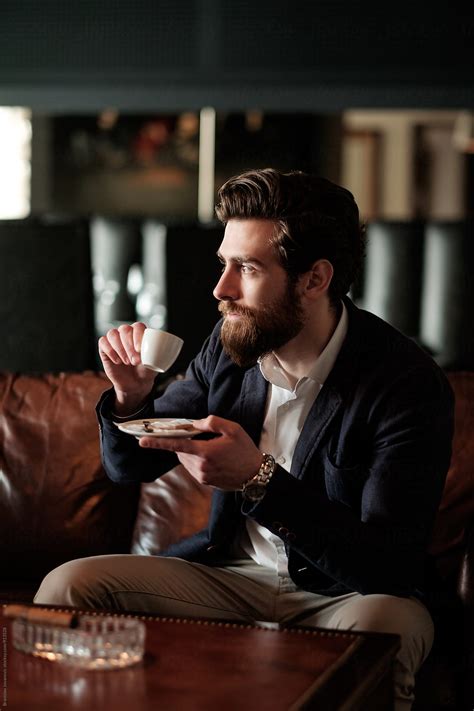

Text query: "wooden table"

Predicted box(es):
[1, 605, 400, 710]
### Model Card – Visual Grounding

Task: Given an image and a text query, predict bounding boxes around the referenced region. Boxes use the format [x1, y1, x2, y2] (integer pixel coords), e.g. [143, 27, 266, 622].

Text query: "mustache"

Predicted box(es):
[218, 301, 255, 319]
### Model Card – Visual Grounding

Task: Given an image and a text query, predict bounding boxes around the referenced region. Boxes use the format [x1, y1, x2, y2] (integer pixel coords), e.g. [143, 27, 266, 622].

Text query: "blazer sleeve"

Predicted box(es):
[97, 327, 220, 485]
[242, 365, 455, 596]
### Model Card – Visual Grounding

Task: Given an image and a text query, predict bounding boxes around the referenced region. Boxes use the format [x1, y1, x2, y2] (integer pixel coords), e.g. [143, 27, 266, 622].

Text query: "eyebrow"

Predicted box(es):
[216, 251, 265, 267]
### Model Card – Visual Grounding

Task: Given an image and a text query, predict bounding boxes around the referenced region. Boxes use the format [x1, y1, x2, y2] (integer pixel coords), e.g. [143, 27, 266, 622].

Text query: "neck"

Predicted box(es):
[273, 299, 341, 382]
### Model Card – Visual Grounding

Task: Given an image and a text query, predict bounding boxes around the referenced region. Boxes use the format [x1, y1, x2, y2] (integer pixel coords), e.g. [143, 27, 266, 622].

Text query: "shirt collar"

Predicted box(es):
[259, 301, 348, 389]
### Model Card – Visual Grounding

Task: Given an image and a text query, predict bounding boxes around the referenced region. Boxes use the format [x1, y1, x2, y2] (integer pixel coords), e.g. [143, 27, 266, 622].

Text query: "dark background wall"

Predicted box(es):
[1, 2, 474, 373]
[1, 1, 474, 111]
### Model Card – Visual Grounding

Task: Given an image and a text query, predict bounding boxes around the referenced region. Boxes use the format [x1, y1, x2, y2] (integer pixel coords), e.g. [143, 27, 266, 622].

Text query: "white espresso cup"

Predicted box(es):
[140, 328, 184, 372]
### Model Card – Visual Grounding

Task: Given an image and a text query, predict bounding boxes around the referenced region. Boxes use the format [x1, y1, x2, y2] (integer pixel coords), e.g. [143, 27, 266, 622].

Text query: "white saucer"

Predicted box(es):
[115, 418, 200, 438]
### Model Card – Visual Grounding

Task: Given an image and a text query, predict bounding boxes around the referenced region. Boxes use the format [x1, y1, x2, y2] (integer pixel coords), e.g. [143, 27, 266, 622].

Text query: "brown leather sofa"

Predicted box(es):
[0, 370, 472, 709]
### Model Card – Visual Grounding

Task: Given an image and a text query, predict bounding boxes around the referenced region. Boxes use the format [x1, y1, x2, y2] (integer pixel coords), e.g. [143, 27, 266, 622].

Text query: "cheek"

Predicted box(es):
[256, 282, 287, 309]
[246, 278, 274, 302]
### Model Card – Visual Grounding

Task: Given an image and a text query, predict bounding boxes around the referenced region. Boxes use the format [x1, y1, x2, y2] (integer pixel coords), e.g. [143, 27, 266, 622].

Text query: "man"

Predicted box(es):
[35, 168, 454, 710]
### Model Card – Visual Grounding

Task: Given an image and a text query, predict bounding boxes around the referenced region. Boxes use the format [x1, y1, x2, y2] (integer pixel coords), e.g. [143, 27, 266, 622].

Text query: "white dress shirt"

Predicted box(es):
[238, 302, 348, 587]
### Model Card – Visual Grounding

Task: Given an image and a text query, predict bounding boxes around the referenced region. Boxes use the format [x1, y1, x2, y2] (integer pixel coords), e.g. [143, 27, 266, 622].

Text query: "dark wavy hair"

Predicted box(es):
[215, 168, 366, 306]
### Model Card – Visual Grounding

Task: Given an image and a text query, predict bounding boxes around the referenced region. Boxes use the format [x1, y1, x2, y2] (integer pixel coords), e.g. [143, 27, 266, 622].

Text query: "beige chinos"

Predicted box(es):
[35, 553, 434, 710]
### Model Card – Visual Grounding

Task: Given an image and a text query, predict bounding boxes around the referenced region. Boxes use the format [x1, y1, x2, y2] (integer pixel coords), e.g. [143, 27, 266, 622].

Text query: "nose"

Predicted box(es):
[213, 266, 239, 302]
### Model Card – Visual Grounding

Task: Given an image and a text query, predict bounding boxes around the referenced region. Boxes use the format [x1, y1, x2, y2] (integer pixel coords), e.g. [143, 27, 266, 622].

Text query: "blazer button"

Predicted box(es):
[278, 526, 289, 536]
[272, 521, 284, 530]
[286, 532, 296, 542]
[206, 545, 219, 553]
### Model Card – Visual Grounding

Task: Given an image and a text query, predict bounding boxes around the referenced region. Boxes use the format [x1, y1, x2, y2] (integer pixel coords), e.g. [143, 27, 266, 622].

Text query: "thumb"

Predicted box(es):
[192, 415, 235, 435]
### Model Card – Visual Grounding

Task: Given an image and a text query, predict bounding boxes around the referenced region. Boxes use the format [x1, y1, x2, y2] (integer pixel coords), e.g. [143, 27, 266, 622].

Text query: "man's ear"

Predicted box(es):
[301, 259, 334, 297]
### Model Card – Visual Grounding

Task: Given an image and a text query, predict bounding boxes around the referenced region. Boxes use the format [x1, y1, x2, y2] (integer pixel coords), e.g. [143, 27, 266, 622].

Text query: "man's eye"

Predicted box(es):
[240, 264, 254, 274]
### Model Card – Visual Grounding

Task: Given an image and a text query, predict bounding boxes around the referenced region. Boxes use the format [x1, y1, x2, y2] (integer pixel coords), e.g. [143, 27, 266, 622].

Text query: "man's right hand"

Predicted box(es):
[98, 322, 157, 416]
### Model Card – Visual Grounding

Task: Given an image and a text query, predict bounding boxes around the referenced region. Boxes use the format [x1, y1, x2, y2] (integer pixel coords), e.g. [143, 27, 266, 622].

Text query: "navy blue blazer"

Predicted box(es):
[97, 297, 454, 598]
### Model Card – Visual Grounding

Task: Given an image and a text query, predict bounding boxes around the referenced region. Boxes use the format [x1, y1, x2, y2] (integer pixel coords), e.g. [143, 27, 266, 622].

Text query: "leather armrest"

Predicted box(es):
[458, 521, 474, 608]
[458, 523, 474, 711]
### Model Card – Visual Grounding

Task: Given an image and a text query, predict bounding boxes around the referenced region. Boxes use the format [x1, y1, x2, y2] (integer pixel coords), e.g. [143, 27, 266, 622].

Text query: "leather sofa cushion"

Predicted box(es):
[1, 368, 469, 587]
[0, 372, 140, 582]
[131, 464, 211, 555]
[429, 372, 474, 578]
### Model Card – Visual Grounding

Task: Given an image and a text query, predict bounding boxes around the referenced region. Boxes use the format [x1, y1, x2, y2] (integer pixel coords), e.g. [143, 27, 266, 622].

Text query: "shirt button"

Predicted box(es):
[277, 455, 286, 464]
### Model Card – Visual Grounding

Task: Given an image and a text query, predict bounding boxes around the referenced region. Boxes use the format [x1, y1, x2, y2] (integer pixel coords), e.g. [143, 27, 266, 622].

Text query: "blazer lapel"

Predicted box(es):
[239, 364, 268, 445]
[291, 297, 366, 479]
[291, 384, 342, 479]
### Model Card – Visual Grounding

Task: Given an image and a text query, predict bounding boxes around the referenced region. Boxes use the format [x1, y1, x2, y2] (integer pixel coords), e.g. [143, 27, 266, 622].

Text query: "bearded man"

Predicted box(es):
[35, 169, 454, 710]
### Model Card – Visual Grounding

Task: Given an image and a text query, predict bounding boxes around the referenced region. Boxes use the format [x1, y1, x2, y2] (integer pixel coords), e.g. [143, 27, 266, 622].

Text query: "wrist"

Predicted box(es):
[113, 389, 152, 418]
[241, 453, 276, 503]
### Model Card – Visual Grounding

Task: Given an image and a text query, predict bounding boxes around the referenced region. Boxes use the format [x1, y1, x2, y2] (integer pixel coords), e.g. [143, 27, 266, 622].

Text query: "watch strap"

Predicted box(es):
[241, 453, 275, 501]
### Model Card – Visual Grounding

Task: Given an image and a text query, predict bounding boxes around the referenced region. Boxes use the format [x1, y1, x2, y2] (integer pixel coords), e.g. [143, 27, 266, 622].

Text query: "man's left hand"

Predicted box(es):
[138, 415, 263, 490]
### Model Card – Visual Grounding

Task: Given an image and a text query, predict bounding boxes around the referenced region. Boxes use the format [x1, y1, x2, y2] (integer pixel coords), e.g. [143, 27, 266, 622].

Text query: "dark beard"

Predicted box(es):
[218, 284, 304, 368]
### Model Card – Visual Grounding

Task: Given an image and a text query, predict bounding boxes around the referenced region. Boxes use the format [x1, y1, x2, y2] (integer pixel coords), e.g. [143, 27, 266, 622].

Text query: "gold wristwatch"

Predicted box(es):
[241, 453, 276, 502]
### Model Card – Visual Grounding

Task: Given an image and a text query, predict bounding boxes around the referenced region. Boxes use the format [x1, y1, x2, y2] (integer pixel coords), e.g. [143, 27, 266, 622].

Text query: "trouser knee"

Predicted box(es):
[328, 594, 434, 670]
[34, 557, 113, 610]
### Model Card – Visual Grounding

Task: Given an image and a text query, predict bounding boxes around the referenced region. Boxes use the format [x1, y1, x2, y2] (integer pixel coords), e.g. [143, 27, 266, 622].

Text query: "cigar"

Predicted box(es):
[3, 605, 80, 628]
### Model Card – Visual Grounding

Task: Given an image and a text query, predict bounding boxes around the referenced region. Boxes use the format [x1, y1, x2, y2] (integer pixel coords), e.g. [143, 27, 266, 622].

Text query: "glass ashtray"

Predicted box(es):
[12, 615, 146, 670]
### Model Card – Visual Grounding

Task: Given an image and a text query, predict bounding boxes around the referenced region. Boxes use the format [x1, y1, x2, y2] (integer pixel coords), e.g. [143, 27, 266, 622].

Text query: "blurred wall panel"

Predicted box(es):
[420, 221, 474, 369]
[362, 221, 425, 338]
[90, 217, 141, 335]
[0, 218, 96, 372]
[137, 220, 168, 331]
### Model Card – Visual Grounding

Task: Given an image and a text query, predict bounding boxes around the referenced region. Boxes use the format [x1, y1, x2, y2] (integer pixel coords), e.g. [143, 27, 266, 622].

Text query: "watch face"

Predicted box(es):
[243, 483, 266, 502]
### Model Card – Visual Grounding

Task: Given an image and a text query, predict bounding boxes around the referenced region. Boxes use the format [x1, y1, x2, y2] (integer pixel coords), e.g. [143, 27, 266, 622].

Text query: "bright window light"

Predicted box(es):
[0, 107, 31, 219]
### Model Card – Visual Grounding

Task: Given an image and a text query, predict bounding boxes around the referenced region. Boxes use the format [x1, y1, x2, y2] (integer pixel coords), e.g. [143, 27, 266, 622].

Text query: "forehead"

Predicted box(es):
[220, 218, 279, 261]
